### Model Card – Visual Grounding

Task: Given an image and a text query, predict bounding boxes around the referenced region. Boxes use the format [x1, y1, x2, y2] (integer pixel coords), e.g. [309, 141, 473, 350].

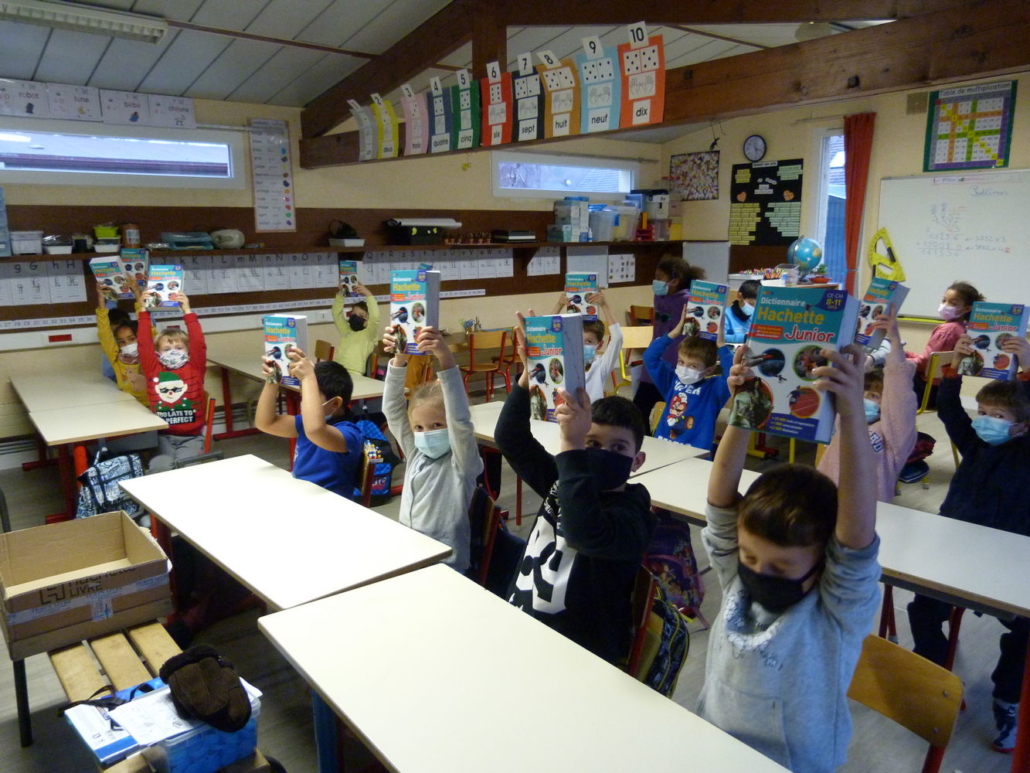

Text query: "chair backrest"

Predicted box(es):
[314, 339, 335, 363]
[468, 330, 508, 369]
[467, 486, 503, 587]
[918, 351, 955, 414]
[847, 635, 963, 759]
[629, 305, 655, 326]
[620, 325, 656, 351]
[649, 401, 666, 434]
[366, 349, 380, 379]
[202, 391, 216, 454]
[359, 450, 375, 507]
[625, 566, 658, 677]
[171, 450, 225, 470]
[0, 487, 10, 534]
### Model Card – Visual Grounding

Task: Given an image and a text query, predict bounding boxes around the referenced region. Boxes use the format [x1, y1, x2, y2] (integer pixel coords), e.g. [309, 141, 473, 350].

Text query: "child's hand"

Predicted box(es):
[416, 326, 455, 368]
[514, 310, 535, 388]
[139, 289, 155, 309]
[95, 282, 108, 305]
[551, 291, 570, 314]
[727, 345, 753, 391]
[355, 281, 372, 297]
[289, 356, 316, 383]
[286, 345, 307, 363]
[261, 356, 279, 384]
[176, 292, 192, 314]
[586, 290, 608, 308]
[1001, 335, 1030, 370]
[383, 324, 408, 363]
[812, 345, 865, 418]
[669, 305, 689, 338]
[953, 334, 974, 357]
[555, 387, 592, 449]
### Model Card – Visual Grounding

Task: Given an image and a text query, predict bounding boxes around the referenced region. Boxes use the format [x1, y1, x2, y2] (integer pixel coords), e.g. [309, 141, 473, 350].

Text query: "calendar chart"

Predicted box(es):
[924, 80, 1017, 172]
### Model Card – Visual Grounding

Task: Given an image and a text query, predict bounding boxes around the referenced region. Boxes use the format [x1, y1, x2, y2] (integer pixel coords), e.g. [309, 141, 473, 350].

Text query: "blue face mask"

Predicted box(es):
[414, 428, 451, 458]
[972, 415, 1016, 446]
[863, 398, 881, 424]
[741, 301, 755, 317]
[652, 279, 669, 297]
[583, 344, 597, 366]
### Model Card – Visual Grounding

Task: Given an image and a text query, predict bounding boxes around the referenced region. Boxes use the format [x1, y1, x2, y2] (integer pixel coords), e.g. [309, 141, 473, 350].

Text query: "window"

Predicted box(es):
[0, 117, 245, 190]
[813, 132, 847, 286]
[492, 150, 636, 198]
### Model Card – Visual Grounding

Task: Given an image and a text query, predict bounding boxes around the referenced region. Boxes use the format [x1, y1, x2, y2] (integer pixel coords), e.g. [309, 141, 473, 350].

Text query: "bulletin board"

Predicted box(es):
[728, 159, 804, 246]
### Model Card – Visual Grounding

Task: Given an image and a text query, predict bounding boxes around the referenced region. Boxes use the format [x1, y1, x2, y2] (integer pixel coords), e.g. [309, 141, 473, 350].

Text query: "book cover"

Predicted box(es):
[338, 260, 360, 298]
[565, 272, 599, 319]
[854, 277, 909, 350]
[728, 286, 860, 443]
[687, 280, 729, 342]
[524, 314, 586, 422]
[390, 269, 441, 355]
[960, 302, 1030, 380]
[263, 314, 309, 387]
[64, 676, 163, 766]
[119, 248, 149, 298]
[89, 256, 131, 302]
[144, 264, 184, 308]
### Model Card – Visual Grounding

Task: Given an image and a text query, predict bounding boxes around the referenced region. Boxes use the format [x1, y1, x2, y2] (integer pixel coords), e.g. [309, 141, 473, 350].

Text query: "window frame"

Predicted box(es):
[0, 116, 246, 190]
[491, 150, 637, 200]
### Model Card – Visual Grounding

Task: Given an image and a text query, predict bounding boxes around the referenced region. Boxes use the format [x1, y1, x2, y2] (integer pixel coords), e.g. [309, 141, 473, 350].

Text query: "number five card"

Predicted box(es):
[618, 23, 665, 128]
[450, 69, 481, 150]
[576, 36, 621, 133]
[480, 60, 512, 146]
[536, 50, 580, 139]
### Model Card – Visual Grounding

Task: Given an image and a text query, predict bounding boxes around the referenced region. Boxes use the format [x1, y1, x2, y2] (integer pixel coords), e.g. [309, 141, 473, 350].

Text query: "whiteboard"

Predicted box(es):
[877, 170, 1030, 317]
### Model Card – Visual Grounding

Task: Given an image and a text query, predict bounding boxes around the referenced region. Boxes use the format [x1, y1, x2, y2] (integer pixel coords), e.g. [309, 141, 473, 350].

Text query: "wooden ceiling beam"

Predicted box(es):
[472, 4, 507, 81]
[500, 0, 976, 26]
[301, 0, 475, 138]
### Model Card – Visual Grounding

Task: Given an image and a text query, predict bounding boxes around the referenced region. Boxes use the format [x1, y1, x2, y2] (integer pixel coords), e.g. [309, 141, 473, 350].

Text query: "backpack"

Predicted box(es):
[75, 448, 146, 520]
[641, 583, 691, 697]
[355, 419, 400, 506]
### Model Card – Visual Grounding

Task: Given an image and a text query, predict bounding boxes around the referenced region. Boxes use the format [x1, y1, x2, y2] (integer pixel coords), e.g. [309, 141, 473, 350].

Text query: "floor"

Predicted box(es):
[0, 394, 1020, 773]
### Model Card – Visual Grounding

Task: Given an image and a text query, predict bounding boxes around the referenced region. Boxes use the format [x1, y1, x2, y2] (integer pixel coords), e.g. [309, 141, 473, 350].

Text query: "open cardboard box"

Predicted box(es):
[0, 511, 171, 660]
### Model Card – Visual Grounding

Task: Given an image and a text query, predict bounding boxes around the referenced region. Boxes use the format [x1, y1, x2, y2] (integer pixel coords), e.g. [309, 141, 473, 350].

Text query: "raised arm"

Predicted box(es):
[418, 327, 483, 477]
[708, 346, 752, 508]
[293, 350, 349, 453]
[254, 358, 299, 438]
[381, 324, 414, 454]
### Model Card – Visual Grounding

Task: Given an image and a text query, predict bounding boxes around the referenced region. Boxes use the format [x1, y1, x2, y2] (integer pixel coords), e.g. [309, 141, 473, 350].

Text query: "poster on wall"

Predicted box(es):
[150, 95, 196, 129]
[728, 159, 803, 246]
[480, 61, 512, 146]
[536, 51, 579, 139]
[575, 36, 621, 134]
[428, 77, 454, 153]
[512, 52, 544, 142]
[347, 99, 377, 161]
[101, 89, 151, 125]
[370, 93, 399, 159]
[669, 151, 720, 200]
[450, 69, 480, 150]
[617, 23, 665, 128]
[399, 84, 428, 155]
[0, 79, 50, 118]
[249, 118, 296, 233]
[47, 83, 102, 121]
[923, 80, 1017, 172]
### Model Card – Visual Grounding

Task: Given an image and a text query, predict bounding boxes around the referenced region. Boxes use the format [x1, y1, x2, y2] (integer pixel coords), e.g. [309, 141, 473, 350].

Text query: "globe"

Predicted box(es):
[786, 236, 824, 275]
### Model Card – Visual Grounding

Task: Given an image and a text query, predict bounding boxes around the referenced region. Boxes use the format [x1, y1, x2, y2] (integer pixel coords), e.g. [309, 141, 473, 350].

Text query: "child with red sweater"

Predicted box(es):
[137, 290, 208, 473]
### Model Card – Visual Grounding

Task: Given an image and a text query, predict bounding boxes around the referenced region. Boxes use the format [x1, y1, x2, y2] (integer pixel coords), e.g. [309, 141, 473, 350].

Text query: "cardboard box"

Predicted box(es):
[0, 511, 171, 660]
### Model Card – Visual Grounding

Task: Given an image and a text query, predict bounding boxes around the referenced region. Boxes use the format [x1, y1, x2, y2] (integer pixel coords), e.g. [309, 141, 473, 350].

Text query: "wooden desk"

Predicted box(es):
[120, 455, 451, 611]
[11, 372, 136, 412]
[259, 564, 789, 773]
[468, 399, 706, 477]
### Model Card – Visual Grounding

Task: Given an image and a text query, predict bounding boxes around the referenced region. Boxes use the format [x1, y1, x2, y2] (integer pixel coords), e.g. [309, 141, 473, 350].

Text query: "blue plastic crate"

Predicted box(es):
[142, 697, 259, 773]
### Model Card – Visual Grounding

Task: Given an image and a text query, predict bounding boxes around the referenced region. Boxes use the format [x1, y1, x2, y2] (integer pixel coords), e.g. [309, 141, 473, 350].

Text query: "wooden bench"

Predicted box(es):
[49, 621, 270, 772]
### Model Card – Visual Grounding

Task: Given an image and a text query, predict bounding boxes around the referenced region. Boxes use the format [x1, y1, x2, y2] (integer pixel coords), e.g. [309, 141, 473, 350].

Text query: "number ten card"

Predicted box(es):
[618, 31, 665, 128]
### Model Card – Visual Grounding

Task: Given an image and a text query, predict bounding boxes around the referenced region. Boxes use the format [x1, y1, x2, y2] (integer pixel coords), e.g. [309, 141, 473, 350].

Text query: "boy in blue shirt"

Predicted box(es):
[255, 349, 363, 500]
[724, 279, 759, 344]
[643, 305, 734, 451]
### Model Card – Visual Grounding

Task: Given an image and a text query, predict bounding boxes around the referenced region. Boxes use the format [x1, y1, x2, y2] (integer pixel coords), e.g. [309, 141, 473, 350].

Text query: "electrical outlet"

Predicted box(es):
[622, 50, 641, 75]
[640, 45, 660, 72]
[460, 90, 471, 110]
[489, 83, 503, 103]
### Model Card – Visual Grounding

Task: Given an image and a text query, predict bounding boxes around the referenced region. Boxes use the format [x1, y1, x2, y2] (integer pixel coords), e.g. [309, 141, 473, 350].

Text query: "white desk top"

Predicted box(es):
[29, 400, 168, 446]
[633, 458, 1030, 619]
[468, 399, 706, 478]
[207, 343, 385, 401]
[259, 564, 788, 773]
[120, 455, 451, 610]
[11, 372, 136, 412]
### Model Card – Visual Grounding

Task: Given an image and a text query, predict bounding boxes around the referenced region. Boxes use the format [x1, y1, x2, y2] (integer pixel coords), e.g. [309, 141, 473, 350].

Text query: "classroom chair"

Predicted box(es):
[624, 567, 690, 696]
[918, 352, 960, 469]
[314, 339, 335, 362]
[877, 585, 966, 671]
[628, 305, 655, 326]
[649, 401, 666, 434]
[847, 634, 963, 773]
[466, 486, 509, 588]
[492, 326, 520, 386]
[460, 330, 511, 401]
[202, 391, 216, 454]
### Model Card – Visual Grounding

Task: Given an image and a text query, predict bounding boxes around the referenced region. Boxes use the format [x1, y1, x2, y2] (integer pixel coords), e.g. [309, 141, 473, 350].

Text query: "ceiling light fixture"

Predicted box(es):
[0, 0, 167, 43]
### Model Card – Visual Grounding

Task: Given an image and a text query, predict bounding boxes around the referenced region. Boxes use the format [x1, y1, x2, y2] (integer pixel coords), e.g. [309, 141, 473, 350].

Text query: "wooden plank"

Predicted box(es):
[49, 642, 109, 702]
[472, 4, 506, 81]
[91, 632, 153, 691]
[127, 622, 181, 677]
[302, 1, 475, 137]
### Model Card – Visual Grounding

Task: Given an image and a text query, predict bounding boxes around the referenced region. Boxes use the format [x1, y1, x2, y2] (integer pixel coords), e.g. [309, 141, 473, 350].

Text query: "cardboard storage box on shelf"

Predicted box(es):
[0, 511, 171, 660]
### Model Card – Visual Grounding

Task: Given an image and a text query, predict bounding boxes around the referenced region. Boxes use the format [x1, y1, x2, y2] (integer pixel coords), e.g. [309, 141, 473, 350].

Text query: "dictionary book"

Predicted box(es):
[263, 314, 309, 387]
[687, 280, 729, 342]
[854, 277, 909, 351]
[728, 285, 859, 443]
[390, 269, 441, 355]
[565, 273, 599, 320]
[524, 314, 586, 422]
[959, 302, 1029, 381]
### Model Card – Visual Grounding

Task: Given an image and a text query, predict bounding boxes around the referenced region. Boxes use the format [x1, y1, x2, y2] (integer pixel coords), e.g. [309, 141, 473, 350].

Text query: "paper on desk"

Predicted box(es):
[109, 680, 262, 745]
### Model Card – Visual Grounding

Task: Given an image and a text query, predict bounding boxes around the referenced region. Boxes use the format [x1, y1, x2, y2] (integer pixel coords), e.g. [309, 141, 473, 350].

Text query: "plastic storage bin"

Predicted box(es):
[142, 698, 260, 773]
[11, 230, 43, 255]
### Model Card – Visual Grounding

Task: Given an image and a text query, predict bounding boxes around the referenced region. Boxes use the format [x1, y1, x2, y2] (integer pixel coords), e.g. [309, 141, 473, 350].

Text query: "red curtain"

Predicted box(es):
[843, 113, 876, 295]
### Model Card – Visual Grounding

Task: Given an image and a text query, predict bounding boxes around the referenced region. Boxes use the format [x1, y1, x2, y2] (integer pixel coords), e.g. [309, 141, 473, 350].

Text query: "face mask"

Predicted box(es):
[741, 302, 755, 318]
[585, 447, 634, 491]
[119, 342, 139, 359]
[652, 279, 669, 297]
[972, 415, 1016, 446]
[676, 365, 702, 385]
[414, 428, 451, 458]
[348, 314, 367, 332]
[863, 398, 881, 424]
[158, 349, 189, 369]
[583, 344, 597, 366]
[938, 303, 963, 322]
[738, 560, 823, 613]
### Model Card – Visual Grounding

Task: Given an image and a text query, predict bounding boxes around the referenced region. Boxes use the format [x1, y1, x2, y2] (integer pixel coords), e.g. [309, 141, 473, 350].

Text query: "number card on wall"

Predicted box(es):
[576, 37, 621, 134]
[512, 52, 544, 143]
[618, 23, 665, 128]
[400, 84, 429, 155]
[536, 52, 580, 139]
[450, 70, 480, 150]
[428, 77, 454, 153]
[347, 99, 377, 162]
[370, 93, 399, 159]
[480, 61, 512, 146]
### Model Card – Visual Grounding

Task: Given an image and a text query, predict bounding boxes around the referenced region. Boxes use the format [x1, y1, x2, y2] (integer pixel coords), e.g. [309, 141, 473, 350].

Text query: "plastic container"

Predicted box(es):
[611, 206, 639, 241]
[11, 230, 43, 255]
[43, 244, 73, 254]
[94, 225, 119, 239]
[588, 209, 616, 242]
[142, 697, 260, 773]
[122, 223, 140, 248]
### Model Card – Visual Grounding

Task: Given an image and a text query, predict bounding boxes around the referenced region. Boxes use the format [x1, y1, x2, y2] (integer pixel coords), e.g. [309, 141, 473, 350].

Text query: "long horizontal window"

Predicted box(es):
[492, 150, 637, 198]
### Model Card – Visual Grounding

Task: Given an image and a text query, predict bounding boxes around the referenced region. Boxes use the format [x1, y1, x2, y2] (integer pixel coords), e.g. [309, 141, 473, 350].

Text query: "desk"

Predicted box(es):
[11, 372, 136, 412]
[633, 457, 1030, 771]
[120, 455, 451, 611]
[468, 399, 707, 478]
[259, 564, 789, 773]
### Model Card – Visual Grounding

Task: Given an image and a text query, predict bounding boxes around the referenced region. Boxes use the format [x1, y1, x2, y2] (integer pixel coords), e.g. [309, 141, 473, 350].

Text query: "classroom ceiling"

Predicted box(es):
[0, 0, 887, 113]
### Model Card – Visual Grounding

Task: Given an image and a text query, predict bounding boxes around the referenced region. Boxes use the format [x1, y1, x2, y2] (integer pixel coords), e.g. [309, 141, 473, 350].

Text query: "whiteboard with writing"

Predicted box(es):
[878, 171, 1030, 317]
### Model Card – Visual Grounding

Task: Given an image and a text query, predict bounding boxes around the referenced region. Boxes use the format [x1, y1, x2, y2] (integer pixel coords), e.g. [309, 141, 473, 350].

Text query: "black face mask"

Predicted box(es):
[585, 448, 634, 491]
[737, 559, 823, 613]
[348, 314, 367, 332]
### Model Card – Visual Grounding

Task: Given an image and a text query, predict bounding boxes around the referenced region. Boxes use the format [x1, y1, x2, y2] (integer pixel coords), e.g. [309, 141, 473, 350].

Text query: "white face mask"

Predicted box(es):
[119, 342, 139, 359]
[158, 349, 189, 369]
[414, 428, 451, 459]
[676, 365, 702, 385]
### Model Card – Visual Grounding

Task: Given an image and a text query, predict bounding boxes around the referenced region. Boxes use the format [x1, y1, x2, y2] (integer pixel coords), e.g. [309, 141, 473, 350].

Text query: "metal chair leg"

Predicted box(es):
[14, 658, 32, 747]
